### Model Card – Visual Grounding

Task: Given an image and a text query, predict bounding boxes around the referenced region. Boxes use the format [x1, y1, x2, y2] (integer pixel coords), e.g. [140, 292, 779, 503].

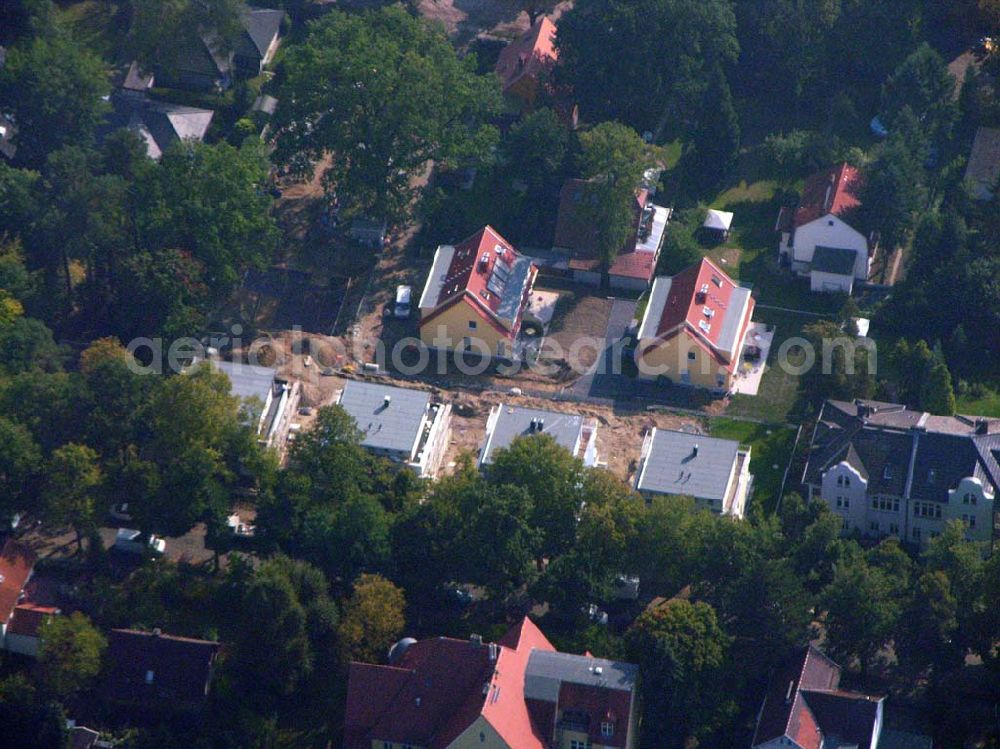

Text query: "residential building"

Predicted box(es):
[139, 8, 283, 91]
[635, 428, 752, 518]
[553, 179, 670, 290]
[752, 646, 884, 749]
[102, 629, 220, 712]
[776, 163, 877, 293]
[964, 126, 1000, 201]
[233, 8, 284, 78]
[802, 399, 1000, 547]
[635, 258, 756, 392]
[104, 92, 214, 160]
[419, 226, 539, 360]
[212, 359, 297, 449]
[0, 539, 36, 653]
[479, 404, 599, 468]
[344, 616, 640, 749]
[495, 17, 558, 110]
[337, 380, 452, 478]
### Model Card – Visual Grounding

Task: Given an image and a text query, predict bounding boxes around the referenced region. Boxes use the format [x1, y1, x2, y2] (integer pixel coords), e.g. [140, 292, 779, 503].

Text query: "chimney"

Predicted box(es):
[152, 628, 162, 637]
[488, 643, 498, 663]
[383, 395, 391, 408]
[976, 418, 990, 435]
[785, 680, 795, 705]
[692, 444, 699, 457]
[537, 419, 545, 432]
[470, 633, 483, 647]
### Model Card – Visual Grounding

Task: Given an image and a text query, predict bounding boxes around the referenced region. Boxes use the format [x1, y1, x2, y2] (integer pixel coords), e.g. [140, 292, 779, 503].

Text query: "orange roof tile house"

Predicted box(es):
[635, 258, 755, 392]
[495, 17, 559, 110]
[418, 226, 538, 360]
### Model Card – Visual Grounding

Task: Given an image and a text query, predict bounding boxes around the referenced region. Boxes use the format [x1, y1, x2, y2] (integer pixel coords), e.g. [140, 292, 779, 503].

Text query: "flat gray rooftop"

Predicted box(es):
[338, 381, 430, 457]
[480, 405, 583, 465]
[212, 360, 277, 404]
[637, 428, 740, 500]
[524, 650, 638, 702]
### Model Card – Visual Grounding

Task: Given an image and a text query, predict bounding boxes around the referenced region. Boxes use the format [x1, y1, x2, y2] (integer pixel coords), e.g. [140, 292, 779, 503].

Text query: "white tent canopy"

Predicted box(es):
[703, 209, 734, 232]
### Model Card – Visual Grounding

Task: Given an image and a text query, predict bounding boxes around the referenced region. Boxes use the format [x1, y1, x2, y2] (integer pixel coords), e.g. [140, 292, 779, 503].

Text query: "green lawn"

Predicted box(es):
[957, 386, 1000, 418]
[727, 308, 815, 424]
[708, 417, 799, 513]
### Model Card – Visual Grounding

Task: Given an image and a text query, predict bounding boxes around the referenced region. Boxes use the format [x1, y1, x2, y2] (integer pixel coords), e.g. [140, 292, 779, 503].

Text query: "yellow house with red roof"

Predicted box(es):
[636, 258, 755, 391]
[419, 227, 538, 360]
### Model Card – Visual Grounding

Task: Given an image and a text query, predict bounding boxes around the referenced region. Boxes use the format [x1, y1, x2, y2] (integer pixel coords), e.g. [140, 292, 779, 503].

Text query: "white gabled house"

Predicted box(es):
[776, 163, 877, 294]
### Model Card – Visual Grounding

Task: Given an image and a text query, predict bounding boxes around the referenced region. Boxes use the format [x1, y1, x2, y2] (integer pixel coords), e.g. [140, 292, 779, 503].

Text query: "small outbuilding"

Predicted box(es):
[703, 209, 734, 240]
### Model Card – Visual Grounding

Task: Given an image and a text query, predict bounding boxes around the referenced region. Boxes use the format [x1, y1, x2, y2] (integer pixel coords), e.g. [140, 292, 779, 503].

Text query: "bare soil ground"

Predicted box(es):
[545, 291, 614, 372]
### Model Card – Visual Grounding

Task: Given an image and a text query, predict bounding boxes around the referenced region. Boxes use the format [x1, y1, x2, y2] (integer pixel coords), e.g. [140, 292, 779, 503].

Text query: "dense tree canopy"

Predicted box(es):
[0, 36, 110, 167]
[275, 7, 501, 222]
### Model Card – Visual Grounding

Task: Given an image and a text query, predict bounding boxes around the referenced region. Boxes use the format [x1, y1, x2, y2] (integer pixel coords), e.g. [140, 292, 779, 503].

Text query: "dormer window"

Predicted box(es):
[601, 721, 615, 738]
[883, 465, 893, 480]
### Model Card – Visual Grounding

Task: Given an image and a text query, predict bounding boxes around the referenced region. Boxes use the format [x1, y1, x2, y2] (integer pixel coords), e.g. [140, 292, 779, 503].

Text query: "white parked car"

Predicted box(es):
[113, 528, 165, 556]
[394, 285, 412, 319]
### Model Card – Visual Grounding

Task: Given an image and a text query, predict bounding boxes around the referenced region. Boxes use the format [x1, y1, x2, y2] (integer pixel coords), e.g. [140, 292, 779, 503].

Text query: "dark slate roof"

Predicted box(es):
[103, 93, 213, 160]
[103, 629, 219, 708]
[802, 400, 1000, 502]
[239, 8, 283, 59]
[752, 646, 882, 749]
[812, 245, 857, 275]
[337, 381, 430, 456]
[635, 429, 741, 500]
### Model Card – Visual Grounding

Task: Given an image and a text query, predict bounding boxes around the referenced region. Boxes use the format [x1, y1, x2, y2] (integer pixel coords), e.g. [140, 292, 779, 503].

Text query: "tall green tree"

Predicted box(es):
[626, 599, 732, 748]
[879, 44, 957, 144]
[577, 122, 651, 271]
[338, 573, 406, 663]
[820, 554, 902, 678]
[275, 7, 501, 222]
[487, 433, 585, 563]
[36, 612, 107, 698]
[556, 0, 737, 131]
[0, 416, 41, 526]
[0, 675, 67, 749]
[0, 36, 110, 166]
[135, 140, 277, 294]
[43, 443, 102, 553]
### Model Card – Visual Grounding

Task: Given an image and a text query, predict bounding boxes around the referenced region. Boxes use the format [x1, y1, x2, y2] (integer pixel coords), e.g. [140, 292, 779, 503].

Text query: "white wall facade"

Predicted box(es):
[810, 269, 854, 294]
[790, 215, 869, 280]
[820, 461, 869, 532]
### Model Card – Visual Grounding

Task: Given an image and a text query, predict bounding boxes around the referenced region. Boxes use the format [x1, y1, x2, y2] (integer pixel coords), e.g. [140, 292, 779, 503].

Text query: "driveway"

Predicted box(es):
[568, 299, 637, 398]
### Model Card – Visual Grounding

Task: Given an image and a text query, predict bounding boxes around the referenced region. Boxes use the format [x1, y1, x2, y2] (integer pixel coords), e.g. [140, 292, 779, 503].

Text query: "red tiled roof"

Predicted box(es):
[344, 617, 561, 749]
[0, 539, 35, 627]
[421, 226, 537, 339]
[791, 163, 863, 228]
[483, 618, 554, 749]
[495, 17, 558, 94]
[7, 602, 59, 637]
[642, 258, 755, 372]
